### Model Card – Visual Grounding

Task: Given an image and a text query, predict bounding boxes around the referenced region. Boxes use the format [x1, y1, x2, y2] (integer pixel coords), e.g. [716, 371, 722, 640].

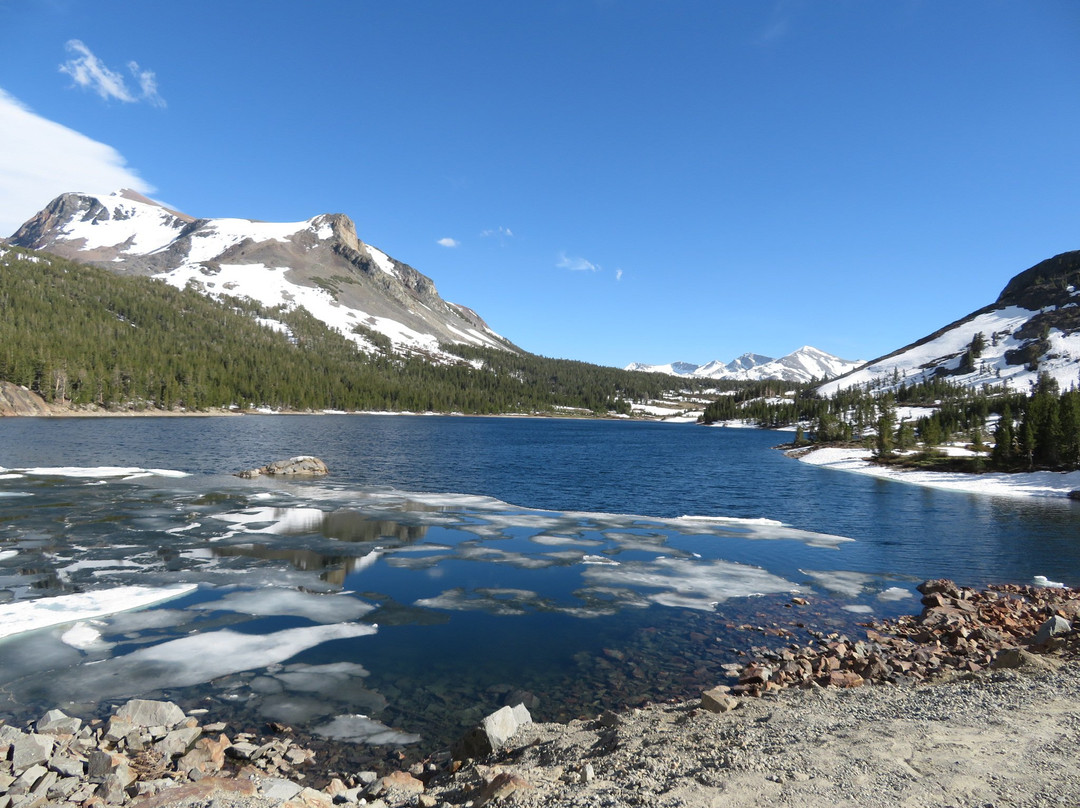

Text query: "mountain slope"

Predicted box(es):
[627, 347, 863, 384]
[10, 190, 513, 359]
[818, 249, 1080, 397]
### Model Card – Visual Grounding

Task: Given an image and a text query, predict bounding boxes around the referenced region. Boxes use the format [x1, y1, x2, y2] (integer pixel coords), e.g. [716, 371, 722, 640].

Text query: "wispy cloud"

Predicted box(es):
[437, 237, 460, 248]
[557, 252, 600, 272]
[59, 40, 165, 107]
[481, 226, 513, 238]
[615, 268, 624, 281]
[0, 88, 153, 236]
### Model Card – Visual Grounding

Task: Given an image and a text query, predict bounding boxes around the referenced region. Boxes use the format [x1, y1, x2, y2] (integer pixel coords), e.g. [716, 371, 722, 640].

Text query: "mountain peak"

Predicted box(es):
[625, 347, 862, 383]
[10, 191, 514, 360]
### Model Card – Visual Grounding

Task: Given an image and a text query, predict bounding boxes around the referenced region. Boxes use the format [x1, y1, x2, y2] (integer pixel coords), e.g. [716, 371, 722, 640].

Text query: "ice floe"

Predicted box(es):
[0, 584, 198, 640]
[313, 714, 421, 745]
[189, 588, 376, 623]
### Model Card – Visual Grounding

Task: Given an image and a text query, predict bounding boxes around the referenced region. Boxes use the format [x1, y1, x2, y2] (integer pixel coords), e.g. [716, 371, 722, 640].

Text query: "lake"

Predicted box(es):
[1, 415, 1078, 765]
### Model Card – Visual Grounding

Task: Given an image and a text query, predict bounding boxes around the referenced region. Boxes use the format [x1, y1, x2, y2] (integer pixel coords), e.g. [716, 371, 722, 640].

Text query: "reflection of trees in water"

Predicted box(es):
[320, 509, 430, 544]
[211, 508, 432, 586]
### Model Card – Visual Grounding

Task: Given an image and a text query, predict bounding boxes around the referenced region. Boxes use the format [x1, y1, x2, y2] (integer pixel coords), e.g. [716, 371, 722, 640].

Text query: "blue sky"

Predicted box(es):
[1, 2, 1078, 369]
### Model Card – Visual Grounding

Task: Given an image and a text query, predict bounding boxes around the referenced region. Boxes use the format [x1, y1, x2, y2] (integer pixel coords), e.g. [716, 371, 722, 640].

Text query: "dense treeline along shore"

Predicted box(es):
[2, 580, 1077, 808]
[0, 246, 719, 417]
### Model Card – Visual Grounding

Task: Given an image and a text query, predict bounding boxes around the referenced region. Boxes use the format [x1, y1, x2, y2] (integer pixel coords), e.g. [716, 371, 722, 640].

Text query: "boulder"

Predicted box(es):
[235, 456, 329, 478]
[114, 699, 186, 730]
[1034, 615, 1072, 646]
[36, 709, 82, 736]
[451, 703, 533, 760]
[701, 688, 740, 714]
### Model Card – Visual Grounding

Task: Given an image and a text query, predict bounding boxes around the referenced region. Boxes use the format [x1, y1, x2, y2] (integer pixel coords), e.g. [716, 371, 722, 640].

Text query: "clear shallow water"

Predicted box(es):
[1, 415, 1079, 762]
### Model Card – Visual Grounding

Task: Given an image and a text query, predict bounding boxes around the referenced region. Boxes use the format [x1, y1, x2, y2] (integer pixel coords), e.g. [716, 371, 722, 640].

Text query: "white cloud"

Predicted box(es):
[437, 237, 460, 248]
[615, 268, 624, 281]
[0, 88, 153, 236]
[557, 251, 600, 272]
[481, 226, 513, 238]
[59, 40, 164, 107]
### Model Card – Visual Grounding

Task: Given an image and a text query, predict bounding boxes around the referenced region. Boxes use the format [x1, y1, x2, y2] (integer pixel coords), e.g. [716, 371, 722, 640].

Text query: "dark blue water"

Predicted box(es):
[2, 415, 1077, 587]
[1, 415, 1079, 761]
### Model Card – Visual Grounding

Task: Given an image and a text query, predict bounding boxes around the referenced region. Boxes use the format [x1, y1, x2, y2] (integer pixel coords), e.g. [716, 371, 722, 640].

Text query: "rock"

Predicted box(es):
[368, 770, 424, 799]
[235, 456, 329, 478]
[177, 734, 229, 775]
[114, 699, 186, 730]
[1034, 615, 1072, 645]
[477, 772, 533, 805]
[35, 709, 82, 736]
[452, 703, 533, 759]
[991, 647, 1052, 670]
[701, 688, 740, 714]
[11, 734, 54, 771]
[154, 726, 202, 758]
[260, 777, 305, 801]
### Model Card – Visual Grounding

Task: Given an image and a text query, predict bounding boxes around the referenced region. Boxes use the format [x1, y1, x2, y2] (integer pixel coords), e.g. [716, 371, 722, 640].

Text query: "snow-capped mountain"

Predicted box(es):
[10, 190, 514, 358]
[626, 347, 863, 384]
[818, 249, 1080, 397]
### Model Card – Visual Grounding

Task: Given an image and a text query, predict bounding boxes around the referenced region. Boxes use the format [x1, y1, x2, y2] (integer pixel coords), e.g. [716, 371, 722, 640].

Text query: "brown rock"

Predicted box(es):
[478, 772, 533, 805]
[700, 688, 740, 714]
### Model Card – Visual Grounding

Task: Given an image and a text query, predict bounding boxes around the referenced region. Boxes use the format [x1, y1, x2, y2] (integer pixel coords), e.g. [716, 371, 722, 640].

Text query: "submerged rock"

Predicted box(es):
[235, 456, 329, 478]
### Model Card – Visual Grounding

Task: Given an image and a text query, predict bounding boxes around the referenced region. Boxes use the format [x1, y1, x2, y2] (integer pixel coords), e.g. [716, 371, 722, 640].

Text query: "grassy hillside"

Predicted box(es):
[0, 246, 702, 414]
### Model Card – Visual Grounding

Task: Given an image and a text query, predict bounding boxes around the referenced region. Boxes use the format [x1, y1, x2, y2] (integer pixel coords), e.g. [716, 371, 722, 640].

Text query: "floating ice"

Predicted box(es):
[189, 588, 376, 623]
[843, 604, 875, 614]
[60, 621, 112, 651]
[1033, 575, 1065, 589]
[0, 549, 18, 561]
[800, 569, 874, 598]
[313, 714, 421, 745]
[877, 586, 915, 601]
[0, 584, 198, 640]
[19, 466, 189, 479]
[43, 622, 377, 701]
[583, 557, 801, 610]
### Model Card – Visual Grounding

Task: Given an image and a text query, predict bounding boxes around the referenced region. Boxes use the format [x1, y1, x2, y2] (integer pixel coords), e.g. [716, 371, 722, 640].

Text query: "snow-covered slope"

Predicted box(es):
[10, 190, 514, 359]
[627, 347, 863, 384]
[818, 249, 1080, 397]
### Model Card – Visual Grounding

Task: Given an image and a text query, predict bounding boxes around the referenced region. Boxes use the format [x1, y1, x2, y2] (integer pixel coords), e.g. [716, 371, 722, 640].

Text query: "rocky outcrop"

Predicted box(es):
[0, 382, 52, 417]
[719, 578, 1079, 698]
[235, 457, 329, 478]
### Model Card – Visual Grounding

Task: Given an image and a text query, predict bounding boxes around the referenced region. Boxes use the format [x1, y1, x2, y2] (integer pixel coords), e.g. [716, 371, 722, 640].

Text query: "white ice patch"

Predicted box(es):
[190, 589, 375, 623]
[877, 587, 915, 601]
[842, 604, 875, 614]
[19, 466, 188, 479]
[0, 584, 197, 639]
[52, 622, 377, 700]
[60, 621, 112, 651]
[313, 714, 421, 745]
[0, 549, 18, 561]
[800, 569, 874, 598]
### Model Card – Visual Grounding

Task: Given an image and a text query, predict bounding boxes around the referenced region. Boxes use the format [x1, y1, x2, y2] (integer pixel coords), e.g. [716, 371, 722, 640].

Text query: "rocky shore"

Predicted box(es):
[3, 580, 1078, 808]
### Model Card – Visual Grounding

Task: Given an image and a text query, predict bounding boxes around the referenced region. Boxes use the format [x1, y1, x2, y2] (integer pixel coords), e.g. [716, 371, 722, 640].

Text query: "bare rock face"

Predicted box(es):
[235, 456, 329, 478]
[0, 381, 52, 416]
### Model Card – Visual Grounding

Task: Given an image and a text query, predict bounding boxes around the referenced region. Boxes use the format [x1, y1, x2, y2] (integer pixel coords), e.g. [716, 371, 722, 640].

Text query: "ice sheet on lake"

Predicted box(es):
[189, 588, 376, 622]
[799, 569, 875, 598]
[0, 584, 198, 639]
[17, 466, 189, 479]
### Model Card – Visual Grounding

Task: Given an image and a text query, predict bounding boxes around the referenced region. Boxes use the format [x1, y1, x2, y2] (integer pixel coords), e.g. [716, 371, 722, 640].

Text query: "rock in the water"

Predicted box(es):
[235, 456, 329, 478]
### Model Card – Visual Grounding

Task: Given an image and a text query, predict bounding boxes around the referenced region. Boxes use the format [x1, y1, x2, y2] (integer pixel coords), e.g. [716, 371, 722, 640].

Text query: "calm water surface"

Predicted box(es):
[1, 415, 1078, 760]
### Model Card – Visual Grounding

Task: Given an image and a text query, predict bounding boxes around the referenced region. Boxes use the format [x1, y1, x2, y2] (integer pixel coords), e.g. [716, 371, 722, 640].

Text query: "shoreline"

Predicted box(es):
[791, 443, 1080, 500]
[4, 580, 1077, 808]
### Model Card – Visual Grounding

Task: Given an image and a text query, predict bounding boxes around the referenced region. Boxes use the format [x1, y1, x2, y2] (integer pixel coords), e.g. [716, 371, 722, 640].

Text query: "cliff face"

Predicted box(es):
[0, 381, 53, 416]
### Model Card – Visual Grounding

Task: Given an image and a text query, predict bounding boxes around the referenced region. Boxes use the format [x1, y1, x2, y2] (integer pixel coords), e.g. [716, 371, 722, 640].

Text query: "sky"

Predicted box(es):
[1, 1, 1078, 369]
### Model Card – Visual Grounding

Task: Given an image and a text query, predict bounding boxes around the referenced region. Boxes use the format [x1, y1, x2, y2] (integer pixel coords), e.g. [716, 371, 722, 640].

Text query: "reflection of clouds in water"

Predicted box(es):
[584, 557, 801, 611]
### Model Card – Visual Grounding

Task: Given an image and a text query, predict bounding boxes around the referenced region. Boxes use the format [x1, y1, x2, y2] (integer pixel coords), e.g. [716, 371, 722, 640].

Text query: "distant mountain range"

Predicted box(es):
[819, 249, 1080, 397]
[9, 190, 514, 360]
[627, 346, 864, 384]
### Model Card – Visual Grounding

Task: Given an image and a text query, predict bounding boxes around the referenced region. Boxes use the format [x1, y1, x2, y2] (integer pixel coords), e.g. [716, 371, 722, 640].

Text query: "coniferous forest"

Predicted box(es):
[0, 246, 705, 415]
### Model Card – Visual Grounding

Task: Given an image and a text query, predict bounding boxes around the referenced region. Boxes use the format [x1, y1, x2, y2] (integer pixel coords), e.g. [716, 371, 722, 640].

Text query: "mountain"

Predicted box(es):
[818, 249, 1080, 397]
[626, 347, 863, 384]
[9, 190, 514, 360]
